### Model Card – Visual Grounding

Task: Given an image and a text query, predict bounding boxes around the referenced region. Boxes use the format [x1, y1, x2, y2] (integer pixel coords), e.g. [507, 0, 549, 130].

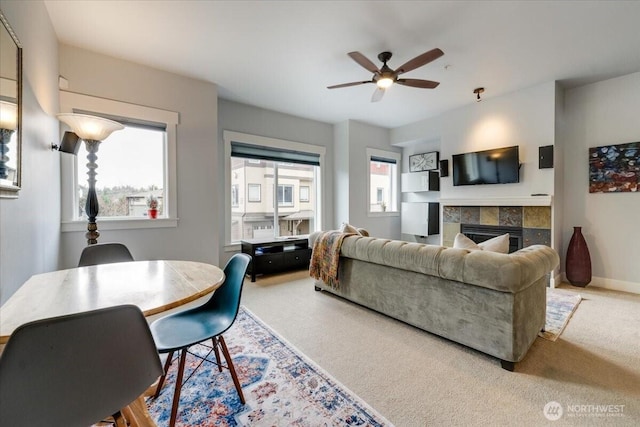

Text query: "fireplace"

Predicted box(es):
[460, 224, 523, 253]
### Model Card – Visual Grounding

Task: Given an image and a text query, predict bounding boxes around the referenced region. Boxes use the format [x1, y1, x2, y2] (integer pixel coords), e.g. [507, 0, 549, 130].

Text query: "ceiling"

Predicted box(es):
[43, 1, 640, 129]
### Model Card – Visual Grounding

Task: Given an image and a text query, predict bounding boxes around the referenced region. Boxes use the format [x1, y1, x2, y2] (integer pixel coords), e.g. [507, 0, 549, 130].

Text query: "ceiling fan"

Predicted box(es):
[327, 48, 444, 102]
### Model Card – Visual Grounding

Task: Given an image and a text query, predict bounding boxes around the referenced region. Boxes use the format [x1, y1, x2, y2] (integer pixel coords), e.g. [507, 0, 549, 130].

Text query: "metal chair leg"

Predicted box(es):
[218, 335, 245, 404]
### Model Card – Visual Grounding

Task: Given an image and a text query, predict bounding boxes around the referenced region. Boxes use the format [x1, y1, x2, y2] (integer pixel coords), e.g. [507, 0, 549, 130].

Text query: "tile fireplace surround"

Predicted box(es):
[442, 205, 551, 249]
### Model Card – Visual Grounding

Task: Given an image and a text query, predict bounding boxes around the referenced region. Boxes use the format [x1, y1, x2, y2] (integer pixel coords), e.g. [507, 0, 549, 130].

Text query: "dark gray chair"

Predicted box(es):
[78, 242, 134, 267]
[0, 305, 163, 427]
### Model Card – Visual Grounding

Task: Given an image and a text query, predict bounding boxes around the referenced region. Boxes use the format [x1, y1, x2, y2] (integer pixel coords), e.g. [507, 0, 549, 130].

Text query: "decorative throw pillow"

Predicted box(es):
[453, 233, 510, 254]
[453, 233, 480, 250]
[339, 222, 361, 235]
[357, 228, 370, 237]
[479, 233, 510, 253]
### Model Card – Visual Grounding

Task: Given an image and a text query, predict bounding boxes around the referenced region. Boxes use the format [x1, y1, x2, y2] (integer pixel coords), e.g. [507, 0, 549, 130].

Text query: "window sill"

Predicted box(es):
[61, 217, 179, 232]
[367, 211, 400, 218]
[224, 243, 241, 253]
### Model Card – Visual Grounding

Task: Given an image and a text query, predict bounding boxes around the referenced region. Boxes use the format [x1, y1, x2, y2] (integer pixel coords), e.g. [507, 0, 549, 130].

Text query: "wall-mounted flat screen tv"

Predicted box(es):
[452, 146, 520, 186]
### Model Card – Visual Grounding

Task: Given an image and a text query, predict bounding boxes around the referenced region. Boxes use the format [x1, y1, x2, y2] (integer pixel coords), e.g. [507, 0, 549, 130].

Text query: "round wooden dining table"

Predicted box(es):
[0, 260, 225, 427]
[0, 260, 225, 344]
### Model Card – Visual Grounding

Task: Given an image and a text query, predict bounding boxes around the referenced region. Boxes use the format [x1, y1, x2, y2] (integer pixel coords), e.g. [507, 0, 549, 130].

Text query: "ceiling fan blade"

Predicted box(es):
[371, 87, 385, 103]
[327, 80, 373, 89]
[395, 48, 444, 75]
[396, 78, 440, 89]
[348, 51, 380, 73]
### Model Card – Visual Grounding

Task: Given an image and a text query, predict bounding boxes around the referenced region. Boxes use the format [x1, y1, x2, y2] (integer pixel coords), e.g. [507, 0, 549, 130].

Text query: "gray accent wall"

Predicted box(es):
[57, 45, 219, 270]
[0, 1, 61, 305]
[217, 99, 335, 264]
[562, 72, 640, 291]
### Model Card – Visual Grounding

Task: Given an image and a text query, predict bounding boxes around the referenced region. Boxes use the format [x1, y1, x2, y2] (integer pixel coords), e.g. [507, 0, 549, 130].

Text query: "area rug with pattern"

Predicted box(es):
[538, 288, 582, 341]
[146, 306, 393, 426]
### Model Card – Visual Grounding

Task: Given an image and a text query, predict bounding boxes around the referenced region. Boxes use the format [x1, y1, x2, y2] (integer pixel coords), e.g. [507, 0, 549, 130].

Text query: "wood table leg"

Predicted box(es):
[121, 395, 157, 427]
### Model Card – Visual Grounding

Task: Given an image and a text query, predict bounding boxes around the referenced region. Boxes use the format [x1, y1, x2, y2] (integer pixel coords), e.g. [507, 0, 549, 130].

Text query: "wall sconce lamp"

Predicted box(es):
[57, 113, 124, 245]
[473, 87, 485, 102]
[51, 131, 81, 155]
[0, 100, 18, 179]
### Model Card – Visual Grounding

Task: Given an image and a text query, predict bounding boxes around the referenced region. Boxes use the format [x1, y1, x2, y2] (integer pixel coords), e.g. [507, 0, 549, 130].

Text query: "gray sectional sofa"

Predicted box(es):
[309, 232, 559, 370]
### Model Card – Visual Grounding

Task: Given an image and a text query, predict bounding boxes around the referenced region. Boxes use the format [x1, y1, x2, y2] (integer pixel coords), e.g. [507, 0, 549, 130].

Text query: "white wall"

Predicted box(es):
[562, 72, 640, 292]
[392, 81, 557, 201]
[0, 1, 61, 304]
[333, 121, 349, 228]
[57, 45, 219, 269]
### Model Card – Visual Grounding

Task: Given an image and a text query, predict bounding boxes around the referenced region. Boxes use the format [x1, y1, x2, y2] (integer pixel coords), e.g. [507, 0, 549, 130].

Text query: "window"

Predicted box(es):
[231, 184, 239, 207]
[225, 131, 325, 244]
[300, 186, 310, 202]
[367, 148, 399, 215]
[60, 91, 178, 231]
[75, 125, 165, 219]
[248, 184, 261, 202]
[277, 185, 294, 206]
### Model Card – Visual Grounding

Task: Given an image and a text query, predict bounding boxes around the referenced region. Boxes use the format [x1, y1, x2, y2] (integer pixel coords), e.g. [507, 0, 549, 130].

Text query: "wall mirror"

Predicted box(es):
[0, 9, 22, 198]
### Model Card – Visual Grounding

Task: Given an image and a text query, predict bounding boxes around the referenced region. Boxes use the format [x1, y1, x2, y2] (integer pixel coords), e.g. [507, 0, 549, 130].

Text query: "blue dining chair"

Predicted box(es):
[150, 253, 251, 427]
[0, 305, 163, 427]
[78, 242, 134, 267]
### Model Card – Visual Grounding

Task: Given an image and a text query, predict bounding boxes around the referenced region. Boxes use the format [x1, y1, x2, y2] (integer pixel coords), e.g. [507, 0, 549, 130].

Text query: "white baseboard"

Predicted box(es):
[560, 274, 640, 294]
[550, 273, 562, 288]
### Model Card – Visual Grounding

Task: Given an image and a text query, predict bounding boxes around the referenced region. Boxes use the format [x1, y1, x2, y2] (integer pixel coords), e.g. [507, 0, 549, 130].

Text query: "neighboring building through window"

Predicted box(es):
[367, 148, 399, 214]
[231, 184, 239, 207]
[225, 131, 324, 244]
[248, 184, 261, 202]
[300, 186, 310, 202]
[277, 184, 294, 206]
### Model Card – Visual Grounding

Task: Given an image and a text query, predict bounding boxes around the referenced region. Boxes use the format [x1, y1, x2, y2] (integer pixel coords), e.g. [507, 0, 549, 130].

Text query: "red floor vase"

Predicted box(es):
[566, 226, 592, 287]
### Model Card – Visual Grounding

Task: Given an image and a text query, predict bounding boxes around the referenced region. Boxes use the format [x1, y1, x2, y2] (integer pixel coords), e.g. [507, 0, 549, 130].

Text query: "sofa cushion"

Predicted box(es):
[340, 237, 444, 278]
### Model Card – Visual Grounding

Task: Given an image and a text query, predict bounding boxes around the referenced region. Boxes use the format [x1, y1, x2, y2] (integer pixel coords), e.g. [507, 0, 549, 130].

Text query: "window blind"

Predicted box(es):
[74, 109, 167, 131]
[370, 155, 397, 164]
[231, 141, 320, 166]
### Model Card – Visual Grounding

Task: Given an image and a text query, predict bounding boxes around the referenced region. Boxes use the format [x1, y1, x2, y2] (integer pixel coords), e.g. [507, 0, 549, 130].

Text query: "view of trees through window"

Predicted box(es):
[230, 157, 317, 241]
[75, 126, 165, 219]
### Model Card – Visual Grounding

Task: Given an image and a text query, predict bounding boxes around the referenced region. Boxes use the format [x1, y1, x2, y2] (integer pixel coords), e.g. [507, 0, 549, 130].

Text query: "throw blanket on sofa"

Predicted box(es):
[309, 231, 353, 289]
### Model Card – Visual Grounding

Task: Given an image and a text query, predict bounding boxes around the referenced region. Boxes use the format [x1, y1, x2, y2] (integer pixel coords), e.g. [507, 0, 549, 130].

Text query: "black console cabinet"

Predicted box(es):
[241, 236, 311, 282]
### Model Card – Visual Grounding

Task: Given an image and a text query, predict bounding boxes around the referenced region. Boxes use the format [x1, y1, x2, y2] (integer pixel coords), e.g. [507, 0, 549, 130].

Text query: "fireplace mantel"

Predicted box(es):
[439, 195, 552, 207]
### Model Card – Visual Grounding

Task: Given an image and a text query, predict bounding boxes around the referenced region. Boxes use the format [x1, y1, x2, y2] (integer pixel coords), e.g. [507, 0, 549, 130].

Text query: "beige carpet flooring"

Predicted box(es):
[240, 271, 640, 426]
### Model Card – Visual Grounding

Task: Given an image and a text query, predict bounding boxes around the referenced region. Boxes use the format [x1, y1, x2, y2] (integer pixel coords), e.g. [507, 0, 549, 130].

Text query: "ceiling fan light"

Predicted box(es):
[376, 77, 394, 89]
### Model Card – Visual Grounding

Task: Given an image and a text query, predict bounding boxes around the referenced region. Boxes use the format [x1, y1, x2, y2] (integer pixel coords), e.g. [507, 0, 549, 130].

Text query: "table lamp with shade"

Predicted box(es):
[0, 100, 18, 179]
[57, 113, 124, 245]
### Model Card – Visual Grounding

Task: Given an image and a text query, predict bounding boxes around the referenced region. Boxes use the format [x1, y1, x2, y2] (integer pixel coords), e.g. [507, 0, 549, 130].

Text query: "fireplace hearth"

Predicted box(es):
[460, 224, 523, 253]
